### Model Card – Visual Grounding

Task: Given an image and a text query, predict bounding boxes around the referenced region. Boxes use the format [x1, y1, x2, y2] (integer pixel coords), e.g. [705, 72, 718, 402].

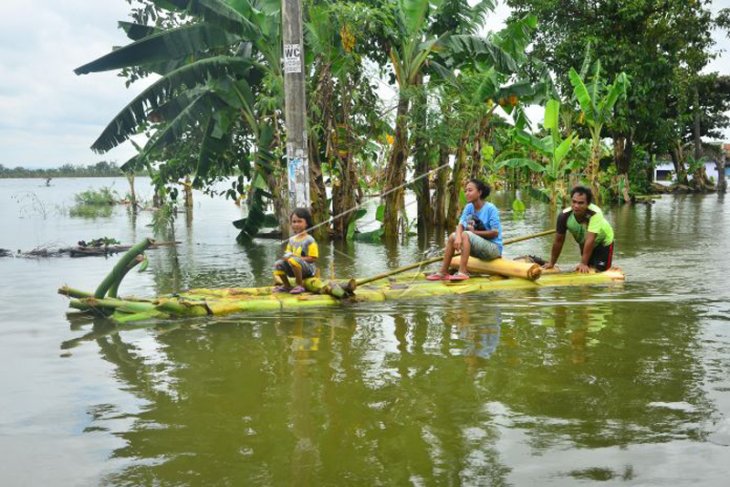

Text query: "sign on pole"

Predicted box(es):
[283, 44, 302, 74]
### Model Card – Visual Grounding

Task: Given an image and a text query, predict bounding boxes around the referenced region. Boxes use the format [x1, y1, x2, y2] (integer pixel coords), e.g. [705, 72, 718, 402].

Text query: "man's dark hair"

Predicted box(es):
[469, 178, 491, 199]
[571, 185, 593, 204]
[291, 207, 314, 228]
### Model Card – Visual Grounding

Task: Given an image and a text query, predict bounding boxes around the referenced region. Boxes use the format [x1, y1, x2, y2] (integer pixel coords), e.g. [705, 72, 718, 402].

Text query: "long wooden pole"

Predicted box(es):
[356, 228, 556, 286]
[282, 0, 310, 208]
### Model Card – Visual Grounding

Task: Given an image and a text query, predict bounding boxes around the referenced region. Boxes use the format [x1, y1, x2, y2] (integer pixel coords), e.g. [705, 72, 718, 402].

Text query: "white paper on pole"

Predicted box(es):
[283, 44, 301, 74]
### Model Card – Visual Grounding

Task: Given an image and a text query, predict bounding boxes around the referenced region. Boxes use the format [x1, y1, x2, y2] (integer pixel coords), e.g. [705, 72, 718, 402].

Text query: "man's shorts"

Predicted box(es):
[588, 242, 614, 271]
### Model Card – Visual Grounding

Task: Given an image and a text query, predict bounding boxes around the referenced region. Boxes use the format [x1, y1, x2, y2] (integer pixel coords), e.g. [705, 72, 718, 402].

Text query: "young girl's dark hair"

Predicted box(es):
[291, 207, 314, 229]
[468, 178, 491, 199]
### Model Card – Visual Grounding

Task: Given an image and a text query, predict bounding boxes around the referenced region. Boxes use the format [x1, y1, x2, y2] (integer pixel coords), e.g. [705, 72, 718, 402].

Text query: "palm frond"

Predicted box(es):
[139, 90, 225, 157]
[75, 23, 239, 74]
[164, 0, 258, 37]
[91, 56, 255, 152]
[118, 21, 159, 41]
[491, 14, 536, 63]
[399, 0, 429, 36]
[447, 35, 518, 73]
[194, 114, 232, 184]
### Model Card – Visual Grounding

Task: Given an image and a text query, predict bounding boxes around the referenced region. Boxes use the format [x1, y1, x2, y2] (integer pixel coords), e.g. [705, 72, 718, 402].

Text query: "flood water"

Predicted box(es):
[1, 177, 729, 486]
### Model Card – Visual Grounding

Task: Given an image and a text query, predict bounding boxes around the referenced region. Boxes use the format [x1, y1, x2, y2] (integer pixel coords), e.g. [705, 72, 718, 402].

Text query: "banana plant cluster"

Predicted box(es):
[76, 0, 547, 241]
[75, 0, 286, 240]
[496, 98, 579, 206]
[569, 61, 629, 202]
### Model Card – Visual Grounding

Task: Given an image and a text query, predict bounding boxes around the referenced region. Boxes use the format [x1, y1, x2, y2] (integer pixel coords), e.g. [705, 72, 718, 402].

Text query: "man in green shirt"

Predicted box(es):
[543, 186, 615, 273]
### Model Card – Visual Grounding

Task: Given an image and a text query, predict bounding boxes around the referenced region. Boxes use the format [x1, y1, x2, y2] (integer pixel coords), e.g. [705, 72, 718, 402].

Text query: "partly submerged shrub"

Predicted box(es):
[69, 187, 120, 218]
[74, 187, 118, 206]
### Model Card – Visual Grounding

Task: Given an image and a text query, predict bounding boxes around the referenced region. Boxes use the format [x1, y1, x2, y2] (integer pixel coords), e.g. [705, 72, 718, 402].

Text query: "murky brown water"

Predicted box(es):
[1, 178, 728, 485]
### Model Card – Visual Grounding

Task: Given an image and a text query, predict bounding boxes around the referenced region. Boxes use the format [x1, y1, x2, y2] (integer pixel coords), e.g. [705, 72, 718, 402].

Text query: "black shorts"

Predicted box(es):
[588, 242, 614, 271]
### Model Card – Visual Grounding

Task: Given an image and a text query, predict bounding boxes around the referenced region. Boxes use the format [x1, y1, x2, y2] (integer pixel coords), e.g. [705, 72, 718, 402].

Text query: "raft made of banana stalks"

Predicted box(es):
[58, 234, 624, 325]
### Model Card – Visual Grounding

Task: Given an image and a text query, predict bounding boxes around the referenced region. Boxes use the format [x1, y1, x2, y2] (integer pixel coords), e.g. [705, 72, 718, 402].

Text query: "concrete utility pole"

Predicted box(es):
[281, 0, 310, 209]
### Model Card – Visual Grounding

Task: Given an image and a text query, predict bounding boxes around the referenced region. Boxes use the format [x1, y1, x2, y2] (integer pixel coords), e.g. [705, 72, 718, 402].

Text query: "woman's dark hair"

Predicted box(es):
[468, 178, 491, 199]
[570, 185, 593, 205]
[291, 207, 314, 228]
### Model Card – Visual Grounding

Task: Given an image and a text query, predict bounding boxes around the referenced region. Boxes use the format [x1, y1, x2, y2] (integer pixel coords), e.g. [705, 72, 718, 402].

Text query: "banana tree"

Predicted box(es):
[496, 99, 579, 205]
[381, 4, 538, 236]
[379, 0, 445, 239]
[304, 3, 385, 241]
[75, 0, 292, 240]
[569, 62, 629, 202]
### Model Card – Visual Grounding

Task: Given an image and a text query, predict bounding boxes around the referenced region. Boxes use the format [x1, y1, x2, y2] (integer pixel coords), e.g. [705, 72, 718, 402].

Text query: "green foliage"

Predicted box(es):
[512, 197, 526, 213]
[69, 205, 114, 219]
[74, 187, 119, 205]
[0, 161, 123, 179]
[354, 205, 384, 242]
[346, 208, 368, 242]
[69, 187, 120, 218]
[353, 228, 384, 242]
[511, 196, 526, 220]
[151, 201, 176, 236]
[496, 98, 580, 204]
[79, 237, 121, 247]
[627, 147, 653, 194]
[375, 204, 385, 223]
[506, 0, 722, 185]
[138, 255, 150, 272]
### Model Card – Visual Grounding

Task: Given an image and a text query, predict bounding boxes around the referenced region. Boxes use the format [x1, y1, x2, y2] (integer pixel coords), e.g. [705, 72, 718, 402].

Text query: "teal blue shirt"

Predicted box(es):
[459, 202, 503, 253]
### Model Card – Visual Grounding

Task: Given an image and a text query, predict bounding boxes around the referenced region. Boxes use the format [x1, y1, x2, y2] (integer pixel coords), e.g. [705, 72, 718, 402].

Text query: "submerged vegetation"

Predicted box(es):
[69, 187, 120, 218]
[72, 0, 729, 242]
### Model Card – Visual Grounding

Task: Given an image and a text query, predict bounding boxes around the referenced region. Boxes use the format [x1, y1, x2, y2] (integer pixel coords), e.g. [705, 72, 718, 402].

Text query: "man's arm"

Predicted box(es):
[576, 232, 597, 273]
[543, 233, 566, 269]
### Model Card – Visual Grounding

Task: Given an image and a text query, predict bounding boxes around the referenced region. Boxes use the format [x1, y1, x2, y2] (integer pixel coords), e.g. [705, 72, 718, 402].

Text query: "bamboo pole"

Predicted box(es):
[450, 256, 542, 280]
[356, 228, 556, 286]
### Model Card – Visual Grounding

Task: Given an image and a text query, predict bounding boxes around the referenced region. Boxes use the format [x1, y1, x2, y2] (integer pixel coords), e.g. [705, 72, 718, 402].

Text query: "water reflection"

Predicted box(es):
[448, 307, 503, 375]
[57, 276, 722, 484]
[78, 308, 516, 485]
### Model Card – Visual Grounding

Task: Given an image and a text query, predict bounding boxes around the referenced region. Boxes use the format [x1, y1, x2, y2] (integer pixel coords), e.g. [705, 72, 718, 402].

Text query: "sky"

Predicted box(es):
[1, 0, 729, 170]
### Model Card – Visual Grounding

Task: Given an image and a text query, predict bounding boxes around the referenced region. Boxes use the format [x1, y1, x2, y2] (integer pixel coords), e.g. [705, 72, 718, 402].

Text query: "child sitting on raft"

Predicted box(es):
[273, 207, 319, 294]
[427, 178, 503, 281]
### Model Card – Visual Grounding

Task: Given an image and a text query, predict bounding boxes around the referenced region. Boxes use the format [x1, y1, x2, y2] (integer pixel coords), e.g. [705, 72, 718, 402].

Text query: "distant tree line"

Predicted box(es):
[0, 161, 126, 178]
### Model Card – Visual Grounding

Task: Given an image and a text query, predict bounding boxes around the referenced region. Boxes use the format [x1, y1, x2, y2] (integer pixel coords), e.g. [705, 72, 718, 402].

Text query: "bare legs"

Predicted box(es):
[438, 232, 471, 275]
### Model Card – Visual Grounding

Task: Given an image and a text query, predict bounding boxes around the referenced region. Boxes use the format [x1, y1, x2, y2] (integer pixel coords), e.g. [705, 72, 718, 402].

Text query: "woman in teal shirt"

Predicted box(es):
[427, 178, 503, 281]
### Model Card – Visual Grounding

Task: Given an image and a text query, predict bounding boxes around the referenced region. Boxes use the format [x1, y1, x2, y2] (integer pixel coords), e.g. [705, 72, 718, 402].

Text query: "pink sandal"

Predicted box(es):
[448, 272, 470, 281]
[289, 285, 306, 294]
[426, 272, 448, 281]
[273, 285, 289, 293]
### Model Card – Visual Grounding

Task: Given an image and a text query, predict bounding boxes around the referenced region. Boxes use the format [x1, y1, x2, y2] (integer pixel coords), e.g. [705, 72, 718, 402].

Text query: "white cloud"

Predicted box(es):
[0, 0, 148, 168]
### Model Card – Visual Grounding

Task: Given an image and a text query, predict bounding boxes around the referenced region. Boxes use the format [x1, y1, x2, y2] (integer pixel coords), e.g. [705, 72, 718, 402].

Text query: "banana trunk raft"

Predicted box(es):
[58, 238, 625, 325]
